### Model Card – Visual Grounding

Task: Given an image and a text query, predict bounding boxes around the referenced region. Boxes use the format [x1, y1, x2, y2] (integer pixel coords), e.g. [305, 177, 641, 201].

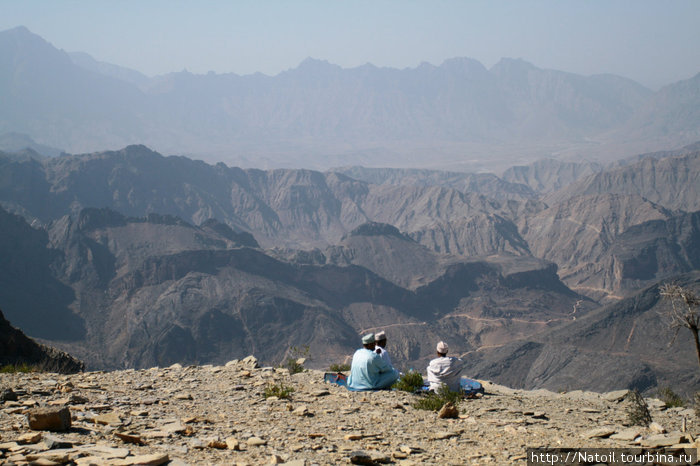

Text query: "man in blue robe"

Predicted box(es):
[347, 333, 399, 390]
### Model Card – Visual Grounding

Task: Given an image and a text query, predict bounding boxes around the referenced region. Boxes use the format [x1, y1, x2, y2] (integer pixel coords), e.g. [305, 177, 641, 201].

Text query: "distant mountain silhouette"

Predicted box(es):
[2, 27, 697, 169]
[0, 132, 63, 158]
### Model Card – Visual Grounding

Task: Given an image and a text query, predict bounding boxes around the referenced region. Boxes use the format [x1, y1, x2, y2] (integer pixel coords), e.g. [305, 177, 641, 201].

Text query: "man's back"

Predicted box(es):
[348, 348, 398, 390]
[427, 356, 464, 391]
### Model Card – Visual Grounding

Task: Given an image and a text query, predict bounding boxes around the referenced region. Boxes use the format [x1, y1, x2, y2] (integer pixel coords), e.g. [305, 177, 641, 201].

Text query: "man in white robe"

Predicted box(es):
[426, 341, 464, 392]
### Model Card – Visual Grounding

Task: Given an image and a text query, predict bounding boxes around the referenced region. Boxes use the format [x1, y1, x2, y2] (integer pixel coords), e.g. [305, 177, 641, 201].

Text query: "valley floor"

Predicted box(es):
[0, 359, 698, 465]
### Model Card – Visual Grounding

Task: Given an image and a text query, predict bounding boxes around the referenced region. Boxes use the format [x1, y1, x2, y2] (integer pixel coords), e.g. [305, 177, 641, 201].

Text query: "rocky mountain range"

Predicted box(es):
[0, 141, 698, 395]
[0, 204, 584, 373]
[1, 26, 699, 170]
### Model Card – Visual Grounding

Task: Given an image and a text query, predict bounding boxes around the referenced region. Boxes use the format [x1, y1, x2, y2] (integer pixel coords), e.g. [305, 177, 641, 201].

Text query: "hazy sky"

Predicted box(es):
[1, 0, 699, 89]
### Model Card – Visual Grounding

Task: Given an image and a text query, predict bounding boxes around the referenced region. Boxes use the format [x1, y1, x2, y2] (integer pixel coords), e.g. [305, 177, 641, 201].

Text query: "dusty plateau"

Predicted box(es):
[1, 357, 698, 465]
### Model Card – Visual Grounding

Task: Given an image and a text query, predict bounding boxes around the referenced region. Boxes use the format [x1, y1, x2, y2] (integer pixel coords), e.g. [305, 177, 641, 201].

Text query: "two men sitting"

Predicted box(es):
[347, 332, 399, 390]
[346, 333, 466, 394]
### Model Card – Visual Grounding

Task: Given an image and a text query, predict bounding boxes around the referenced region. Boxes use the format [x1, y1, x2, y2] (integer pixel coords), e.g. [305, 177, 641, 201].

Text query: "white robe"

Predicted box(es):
[427, 356, 464, 392]
[375, 345, 392, 367]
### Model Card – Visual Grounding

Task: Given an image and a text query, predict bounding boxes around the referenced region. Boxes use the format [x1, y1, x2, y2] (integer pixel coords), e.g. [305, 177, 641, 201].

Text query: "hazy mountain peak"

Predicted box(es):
[69, 51, 150, 87]
[0, 26, 67, 64]
[440, 56, 488, 74]
[490, 57, 537, 73]
[296, 57, 340, 72]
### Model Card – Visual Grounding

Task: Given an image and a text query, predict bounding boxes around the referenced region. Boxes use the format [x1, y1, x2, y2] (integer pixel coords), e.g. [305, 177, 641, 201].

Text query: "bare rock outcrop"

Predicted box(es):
[0, 309, 84, 374]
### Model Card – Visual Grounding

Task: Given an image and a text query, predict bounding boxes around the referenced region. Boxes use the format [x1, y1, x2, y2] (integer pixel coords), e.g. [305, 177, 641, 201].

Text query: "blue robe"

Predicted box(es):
[347, 348, 399, 390]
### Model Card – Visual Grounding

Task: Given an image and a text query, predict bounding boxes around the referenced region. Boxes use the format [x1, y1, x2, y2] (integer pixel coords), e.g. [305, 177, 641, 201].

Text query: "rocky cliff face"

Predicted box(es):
[0, 309, 84, 373]
[334, 166, 537, 200]
[0, 146, 536, 258]
[544, 152, 700, 212]
[520, 194, 676, 299]
[501, 158, 603, 193]
[466, 272, 700, 396]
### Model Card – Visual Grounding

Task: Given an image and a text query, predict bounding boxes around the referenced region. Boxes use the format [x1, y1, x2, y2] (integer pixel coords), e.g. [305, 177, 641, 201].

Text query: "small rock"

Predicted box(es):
[437, 402, 459, 419]
[94, 411, 122, 426]
[175, 393, 193, 400]
[646, 398, 666, 410]
[247, 436, 267, 446]
[270, 454, 284, 464]
[1, 388, 19, 402]
[602, 390, 630, 402]
[295, 358, 306, 366]
[649, 421, 666, 434]
[41, 433, 73, 449]
[83, 445, 130, 459]
[26, 407, 71, 432]
[17, 432, 42, 444]
[241, 355, 259, 368]
[582, 427, 616, 439]
[115, 431, 146, 445]
[349, 450, 373, 465]
[68, 394, 89, 405]
[431, 431, 459, 440]
[225, 437, 240, 450]
[225, 359, 239, 367]
[113, 453, 169, 465]
[208, 439, 227, 449]
[610, 428, 642, 441]
[503, 425, 518, 435]
[312, 390, 330, 397]
[24, 450, 72, 463]
[641, 433, 686, 448]
[292, 406, 312, 417]
[162, 421, 186, 434]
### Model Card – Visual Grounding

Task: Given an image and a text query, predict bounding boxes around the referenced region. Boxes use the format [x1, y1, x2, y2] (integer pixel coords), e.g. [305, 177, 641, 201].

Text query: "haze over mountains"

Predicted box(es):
[1, 26, 699, 171]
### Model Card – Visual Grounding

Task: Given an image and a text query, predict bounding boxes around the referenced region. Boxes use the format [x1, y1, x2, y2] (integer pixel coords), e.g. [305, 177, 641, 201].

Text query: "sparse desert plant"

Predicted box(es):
[280, 345, 310, 374]
[0, 363, 37, 373]
[657, 386, 685, 408]
[413, 384, 461, 411]
[328, 363, 351, 372]
[393, 370, 424, 393]
[263, 382, 294, 400]
[659, 283, 700, 370]
[625, 389, 652, 426]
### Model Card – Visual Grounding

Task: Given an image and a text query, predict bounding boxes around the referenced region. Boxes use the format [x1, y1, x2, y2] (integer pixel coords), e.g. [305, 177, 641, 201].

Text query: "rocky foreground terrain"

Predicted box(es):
[1, 357, 698, 465]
